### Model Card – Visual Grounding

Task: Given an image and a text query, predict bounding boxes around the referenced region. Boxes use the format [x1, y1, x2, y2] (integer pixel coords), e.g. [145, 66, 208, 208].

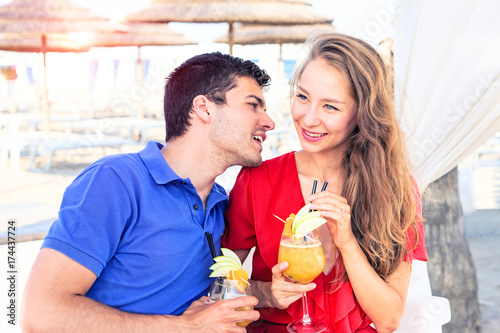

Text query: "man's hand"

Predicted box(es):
[21, 248, 258, 333]
[177, 295, 259, 333]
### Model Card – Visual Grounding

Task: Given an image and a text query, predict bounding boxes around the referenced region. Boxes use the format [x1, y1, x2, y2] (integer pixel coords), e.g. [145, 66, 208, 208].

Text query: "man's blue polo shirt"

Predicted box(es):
[42, 141, 228, 315]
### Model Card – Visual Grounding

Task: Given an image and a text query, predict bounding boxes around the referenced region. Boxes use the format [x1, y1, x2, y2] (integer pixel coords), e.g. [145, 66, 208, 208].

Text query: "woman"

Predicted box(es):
[223, 33, 427, 332]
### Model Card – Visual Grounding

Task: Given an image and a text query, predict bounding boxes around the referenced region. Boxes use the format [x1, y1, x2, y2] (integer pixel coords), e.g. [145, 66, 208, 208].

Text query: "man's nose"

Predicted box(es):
[261, 112, 275, 131]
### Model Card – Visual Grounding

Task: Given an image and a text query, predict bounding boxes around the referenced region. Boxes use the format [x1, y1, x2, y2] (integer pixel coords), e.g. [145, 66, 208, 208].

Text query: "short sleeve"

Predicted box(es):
[42, 162, 134, 276]
[406, 178, 428, 261]
[222, 167, 257, 250]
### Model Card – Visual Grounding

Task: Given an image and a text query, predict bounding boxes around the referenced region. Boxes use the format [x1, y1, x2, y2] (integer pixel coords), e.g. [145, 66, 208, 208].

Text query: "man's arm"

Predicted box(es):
[21, 248, 259, 333]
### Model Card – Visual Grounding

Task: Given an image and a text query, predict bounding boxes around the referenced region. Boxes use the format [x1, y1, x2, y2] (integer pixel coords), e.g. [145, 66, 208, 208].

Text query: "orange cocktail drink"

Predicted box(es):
[235, 305, 253, 327]
[278, 237, 325, 284]
[278, 234, 325, 284]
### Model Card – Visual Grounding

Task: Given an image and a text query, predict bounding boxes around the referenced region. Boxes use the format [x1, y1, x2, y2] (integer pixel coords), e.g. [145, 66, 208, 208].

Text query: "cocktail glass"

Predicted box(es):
[208, 276, 253, 327]
[278, 229, 327, 332]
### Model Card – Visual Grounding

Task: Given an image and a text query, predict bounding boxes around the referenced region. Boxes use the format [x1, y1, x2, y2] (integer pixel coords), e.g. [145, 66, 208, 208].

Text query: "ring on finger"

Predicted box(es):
[340, 208, 345, 215]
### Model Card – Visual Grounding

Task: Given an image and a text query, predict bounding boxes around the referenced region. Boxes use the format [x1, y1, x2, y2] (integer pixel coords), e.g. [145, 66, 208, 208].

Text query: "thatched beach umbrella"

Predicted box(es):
[0, 32, 90, 53]
[213, 23, 336, 60]
[91, 22, 196, 48]
[127, 0, 333, 54]
[0, 0, 118, 33]
[0, 0, 124, 135]
[90, 22, 197, 118]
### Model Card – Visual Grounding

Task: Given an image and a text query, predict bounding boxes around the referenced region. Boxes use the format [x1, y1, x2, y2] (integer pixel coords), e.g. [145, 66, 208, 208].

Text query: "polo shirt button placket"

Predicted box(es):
[193, 204, 199, 210]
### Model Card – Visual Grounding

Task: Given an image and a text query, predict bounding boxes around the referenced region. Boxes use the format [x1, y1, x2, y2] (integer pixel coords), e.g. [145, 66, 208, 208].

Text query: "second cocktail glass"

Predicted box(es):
[208, 277, 253, 328]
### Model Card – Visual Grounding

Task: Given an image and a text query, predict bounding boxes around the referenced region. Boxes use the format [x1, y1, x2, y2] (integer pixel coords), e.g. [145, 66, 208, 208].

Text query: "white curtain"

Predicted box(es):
[394, 0, 500, 191]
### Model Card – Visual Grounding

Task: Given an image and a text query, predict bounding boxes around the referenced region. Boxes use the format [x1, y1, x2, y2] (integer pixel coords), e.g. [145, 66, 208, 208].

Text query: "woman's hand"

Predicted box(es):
[269, 262, 316, 309]
[309, 190, 356, 252]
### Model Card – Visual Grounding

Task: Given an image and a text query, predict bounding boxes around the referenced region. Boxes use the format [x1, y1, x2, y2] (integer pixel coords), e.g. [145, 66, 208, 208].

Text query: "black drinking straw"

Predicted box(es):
[311, 180, 318, 195]
[205, 231, 217, 261]
[309, 181, 328, 212]
[310, 180, 318, 212]
[321, 181, 328, 192]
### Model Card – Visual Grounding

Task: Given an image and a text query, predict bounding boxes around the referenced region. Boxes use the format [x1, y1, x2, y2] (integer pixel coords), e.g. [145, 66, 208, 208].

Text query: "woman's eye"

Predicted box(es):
[325, 104, 339, 111]
[296, 94, 308, 101]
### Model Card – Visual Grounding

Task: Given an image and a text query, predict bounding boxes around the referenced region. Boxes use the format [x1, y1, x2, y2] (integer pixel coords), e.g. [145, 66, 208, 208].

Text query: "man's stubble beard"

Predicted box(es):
[209, 107, 263, 169]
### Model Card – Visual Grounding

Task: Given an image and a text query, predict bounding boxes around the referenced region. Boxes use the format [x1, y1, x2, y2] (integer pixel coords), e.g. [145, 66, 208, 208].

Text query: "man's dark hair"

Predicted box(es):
[163, 52, 271, 141]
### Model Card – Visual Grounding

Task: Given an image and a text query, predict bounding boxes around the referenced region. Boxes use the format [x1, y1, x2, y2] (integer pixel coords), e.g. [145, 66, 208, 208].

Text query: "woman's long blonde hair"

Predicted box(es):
[291, 33, 420, 281]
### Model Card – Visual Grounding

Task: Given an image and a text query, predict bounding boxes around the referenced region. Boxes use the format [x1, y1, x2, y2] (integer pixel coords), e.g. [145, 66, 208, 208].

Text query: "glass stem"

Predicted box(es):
[301, 292, 311, 324]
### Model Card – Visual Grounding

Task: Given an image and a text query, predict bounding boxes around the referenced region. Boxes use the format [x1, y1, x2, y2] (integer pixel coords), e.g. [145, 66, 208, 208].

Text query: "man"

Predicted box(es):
[21, 52, 275, 332]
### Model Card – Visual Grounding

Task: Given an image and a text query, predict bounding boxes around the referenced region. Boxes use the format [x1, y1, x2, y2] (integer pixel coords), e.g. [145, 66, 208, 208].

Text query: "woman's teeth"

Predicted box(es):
[305, 130, 325, 138]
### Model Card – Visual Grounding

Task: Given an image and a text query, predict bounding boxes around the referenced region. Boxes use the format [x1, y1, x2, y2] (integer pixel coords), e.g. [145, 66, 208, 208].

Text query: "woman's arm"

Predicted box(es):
[340, 240, 412, 333]
[310, 190, 412, 333]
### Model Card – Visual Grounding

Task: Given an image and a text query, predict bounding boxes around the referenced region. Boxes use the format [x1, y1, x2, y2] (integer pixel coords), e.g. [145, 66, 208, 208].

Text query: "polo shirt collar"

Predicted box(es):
[207, 182, 228, 208]
[138, 141, 229, 203]
[139, 141, 180, 185]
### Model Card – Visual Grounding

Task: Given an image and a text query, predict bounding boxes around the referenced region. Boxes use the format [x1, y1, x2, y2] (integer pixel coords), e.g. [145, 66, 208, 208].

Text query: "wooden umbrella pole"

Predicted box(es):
[136, 45, 144, 120]
[42, 35, 51, 138]
[277, 43, 286, 116]
[228, 21, 234, 55]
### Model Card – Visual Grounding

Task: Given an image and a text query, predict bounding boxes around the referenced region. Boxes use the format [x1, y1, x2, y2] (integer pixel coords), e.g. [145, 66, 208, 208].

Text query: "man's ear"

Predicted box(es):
[192, 95, 212, 123]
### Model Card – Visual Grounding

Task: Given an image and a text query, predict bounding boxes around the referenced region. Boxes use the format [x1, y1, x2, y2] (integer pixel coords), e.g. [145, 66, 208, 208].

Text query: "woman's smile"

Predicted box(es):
[302, 128, 328, 142]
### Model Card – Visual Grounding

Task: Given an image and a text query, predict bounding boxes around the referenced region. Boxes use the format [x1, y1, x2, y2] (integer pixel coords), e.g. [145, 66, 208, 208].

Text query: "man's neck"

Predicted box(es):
[160, 138, 225, 210]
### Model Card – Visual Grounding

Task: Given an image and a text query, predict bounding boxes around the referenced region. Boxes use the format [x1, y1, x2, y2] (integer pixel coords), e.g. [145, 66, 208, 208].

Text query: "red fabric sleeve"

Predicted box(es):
[222, 167, 257, 250]
[406, 178, 428, 261]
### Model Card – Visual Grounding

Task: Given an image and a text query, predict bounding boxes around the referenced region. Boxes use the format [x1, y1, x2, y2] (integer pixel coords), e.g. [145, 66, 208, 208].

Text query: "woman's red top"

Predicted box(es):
[223, 152, 428, 332]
